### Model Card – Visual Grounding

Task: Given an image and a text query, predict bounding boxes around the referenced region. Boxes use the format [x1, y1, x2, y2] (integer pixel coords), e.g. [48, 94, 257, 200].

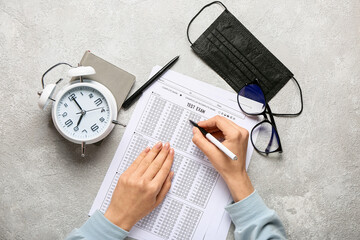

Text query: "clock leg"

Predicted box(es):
[112, 120, 127, 127]
[81, 142, 86, 157]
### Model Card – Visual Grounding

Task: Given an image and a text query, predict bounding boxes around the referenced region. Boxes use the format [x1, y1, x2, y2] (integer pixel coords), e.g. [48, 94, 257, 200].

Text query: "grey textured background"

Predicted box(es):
[0, 0, 359, 239]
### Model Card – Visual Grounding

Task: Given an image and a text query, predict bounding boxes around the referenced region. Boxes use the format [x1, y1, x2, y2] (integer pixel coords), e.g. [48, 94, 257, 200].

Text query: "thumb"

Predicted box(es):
[192, 127, 219, 156]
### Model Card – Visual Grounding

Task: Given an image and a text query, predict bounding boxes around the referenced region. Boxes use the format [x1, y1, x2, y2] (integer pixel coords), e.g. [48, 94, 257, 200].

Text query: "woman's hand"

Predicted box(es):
[104, 142, 174, 231]
[192, 116, 254, 202]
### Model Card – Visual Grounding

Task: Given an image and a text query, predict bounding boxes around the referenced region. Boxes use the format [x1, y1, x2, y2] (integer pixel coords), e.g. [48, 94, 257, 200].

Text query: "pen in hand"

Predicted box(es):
[190, 120, 238, 161]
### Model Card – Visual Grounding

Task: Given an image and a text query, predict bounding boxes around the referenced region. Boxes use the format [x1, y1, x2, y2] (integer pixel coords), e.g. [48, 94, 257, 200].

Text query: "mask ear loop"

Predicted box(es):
[186, 1, 227, 45]
[272, 77, 304, 117]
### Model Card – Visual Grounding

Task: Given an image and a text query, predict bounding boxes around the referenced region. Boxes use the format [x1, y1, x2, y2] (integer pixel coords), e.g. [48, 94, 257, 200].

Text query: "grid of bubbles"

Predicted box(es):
[99, 172, 121, 213]
[136, 94, 207, 160]
[136, 197, 202, 240]
[138, 95, 166, 137]
[117, 134, 150, 173]
[170, 156, 218, 207]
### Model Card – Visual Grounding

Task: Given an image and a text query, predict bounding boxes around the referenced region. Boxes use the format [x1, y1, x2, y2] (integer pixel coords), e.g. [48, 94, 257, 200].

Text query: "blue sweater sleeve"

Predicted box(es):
[225, 190, 286, 240]
[66, 191, 284, 240]
[65, 210, 129, 240]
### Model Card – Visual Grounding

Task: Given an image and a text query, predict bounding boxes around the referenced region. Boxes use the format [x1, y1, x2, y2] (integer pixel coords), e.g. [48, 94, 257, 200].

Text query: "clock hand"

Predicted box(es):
[76, 107, 104, 114]
[77, 113, 84, 127]
[72, 97, 83, 110]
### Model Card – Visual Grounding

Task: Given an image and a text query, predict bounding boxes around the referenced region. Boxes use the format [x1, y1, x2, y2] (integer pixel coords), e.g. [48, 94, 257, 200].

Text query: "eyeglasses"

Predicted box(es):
[237, 78, 303, 155]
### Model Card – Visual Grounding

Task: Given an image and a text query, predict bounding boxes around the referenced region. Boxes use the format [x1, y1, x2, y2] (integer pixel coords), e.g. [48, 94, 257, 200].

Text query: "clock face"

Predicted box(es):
[52, 81, 117, 144]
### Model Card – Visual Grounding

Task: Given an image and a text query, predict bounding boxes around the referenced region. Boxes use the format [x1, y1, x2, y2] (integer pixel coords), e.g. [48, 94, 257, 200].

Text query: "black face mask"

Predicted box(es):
[187, 1, 295, 101]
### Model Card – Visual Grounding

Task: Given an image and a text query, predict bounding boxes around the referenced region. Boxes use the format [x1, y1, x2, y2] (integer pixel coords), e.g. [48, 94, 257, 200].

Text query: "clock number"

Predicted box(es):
[74, 126, 79, 132]
[91, 124, 99, 132]
[94, 98, 102, 106]
[64, 103, 68, 108]
[68, 93, 76, 101]
[65, 119, 73, 127]
[62, 112, 67, 117]
[99, 117, 105, 122]
[89, 93, 94, 99]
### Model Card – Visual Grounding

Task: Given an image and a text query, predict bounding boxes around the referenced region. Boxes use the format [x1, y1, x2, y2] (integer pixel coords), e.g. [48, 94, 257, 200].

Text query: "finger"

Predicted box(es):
[216, 118, 249, 141]
[198, 115, 234, 128]
[199, 128, 225, 140]
[191, 127, 220, 157]
[154, 171, 173, 207]
[226, 118, 243, 131]
[201, 126, 220, 133]
[143, 142, 171, 180]
[124, 147, 150, 174]
[135, 142, 163, 176]
[153, 148, 174, 185]
[198, 116, 238, 136]
[205, 122, 242, 134]
[211, 131, 225, 141]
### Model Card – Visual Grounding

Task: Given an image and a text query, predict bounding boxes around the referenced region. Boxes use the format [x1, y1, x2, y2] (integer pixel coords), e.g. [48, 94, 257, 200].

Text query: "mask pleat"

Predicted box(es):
[213, 28, 272, 91]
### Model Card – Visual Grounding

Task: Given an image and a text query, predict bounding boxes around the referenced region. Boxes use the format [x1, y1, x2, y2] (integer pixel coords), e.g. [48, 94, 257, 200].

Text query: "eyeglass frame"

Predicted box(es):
[236, 77, 303, 155]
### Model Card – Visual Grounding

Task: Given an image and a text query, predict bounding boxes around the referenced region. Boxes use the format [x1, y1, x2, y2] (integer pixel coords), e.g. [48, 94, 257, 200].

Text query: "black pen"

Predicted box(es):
[122, 56, 180, 109]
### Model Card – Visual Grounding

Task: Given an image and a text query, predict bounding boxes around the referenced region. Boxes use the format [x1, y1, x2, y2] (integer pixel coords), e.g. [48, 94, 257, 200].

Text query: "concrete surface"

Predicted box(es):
[0, 0, 359, 239]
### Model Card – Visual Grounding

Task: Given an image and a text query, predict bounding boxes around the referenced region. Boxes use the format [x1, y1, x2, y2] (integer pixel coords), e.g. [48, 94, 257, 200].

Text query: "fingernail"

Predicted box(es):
[164, 142, 170, 149]
[170, 148, 174, 156]
[192, 127, 196, 134]
[145, 147, 150, 153]
[170, 171, 174, 180]
[155, 142, 162, 149]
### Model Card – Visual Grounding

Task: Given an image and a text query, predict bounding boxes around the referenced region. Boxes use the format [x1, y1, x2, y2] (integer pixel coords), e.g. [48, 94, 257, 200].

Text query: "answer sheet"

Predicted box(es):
[90, 67, 259, 240]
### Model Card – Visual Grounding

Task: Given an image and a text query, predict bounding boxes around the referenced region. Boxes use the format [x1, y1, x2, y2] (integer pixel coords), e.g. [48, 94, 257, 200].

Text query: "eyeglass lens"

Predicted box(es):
[252, 121, 280, 154]
[238, 83, 281, 153]
[238, 84, 266, 115]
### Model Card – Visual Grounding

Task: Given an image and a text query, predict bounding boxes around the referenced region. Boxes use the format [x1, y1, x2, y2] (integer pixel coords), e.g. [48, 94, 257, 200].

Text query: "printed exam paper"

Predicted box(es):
[90, 67, 259, 240]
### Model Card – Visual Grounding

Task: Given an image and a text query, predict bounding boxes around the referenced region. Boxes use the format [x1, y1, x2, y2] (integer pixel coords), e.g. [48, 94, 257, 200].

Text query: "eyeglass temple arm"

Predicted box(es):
[266, 104, 278, 129]
[266, 104, 283, 151]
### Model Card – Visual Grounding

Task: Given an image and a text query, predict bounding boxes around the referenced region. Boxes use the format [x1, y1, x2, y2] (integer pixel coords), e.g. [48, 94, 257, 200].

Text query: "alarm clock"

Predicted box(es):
[38, 62, 123, 157]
